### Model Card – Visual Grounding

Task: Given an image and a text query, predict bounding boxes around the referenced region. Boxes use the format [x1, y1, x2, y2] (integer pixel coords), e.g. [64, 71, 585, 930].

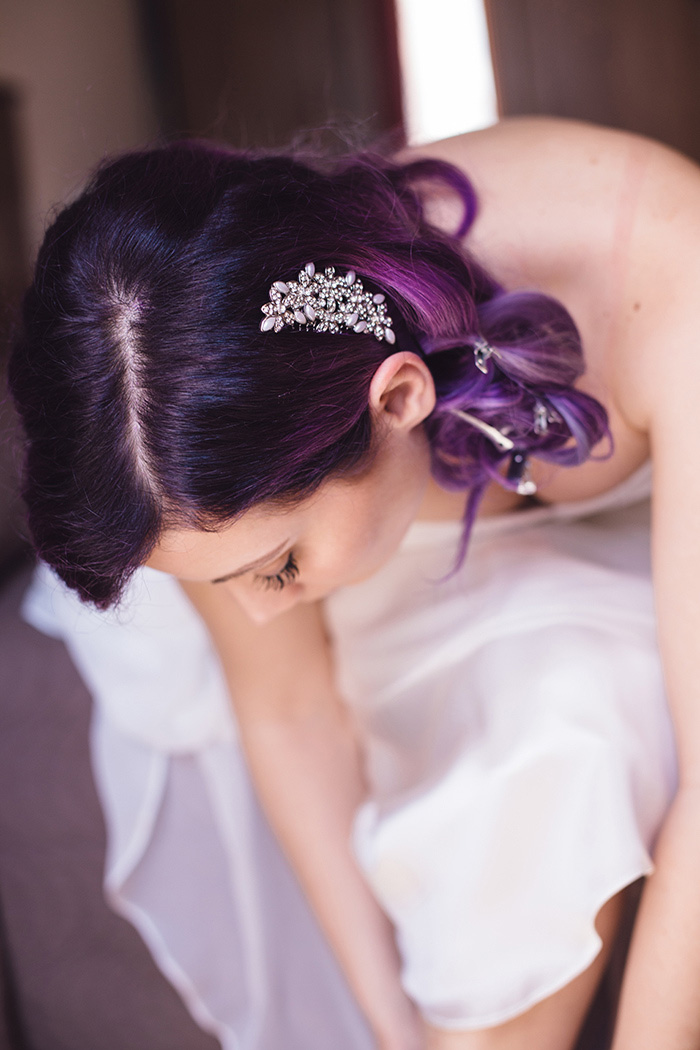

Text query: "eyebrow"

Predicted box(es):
[210, 539, 291, 584]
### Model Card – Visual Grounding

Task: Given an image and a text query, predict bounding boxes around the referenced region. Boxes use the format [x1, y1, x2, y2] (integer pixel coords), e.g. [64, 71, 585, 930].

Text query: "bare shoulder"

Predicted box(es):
[483, 120, 700, 430]
[601, 126, 700, 432]
[403, 119, 700, 487]
[405, 116, 700, 188]
[402, 118, 699, 243]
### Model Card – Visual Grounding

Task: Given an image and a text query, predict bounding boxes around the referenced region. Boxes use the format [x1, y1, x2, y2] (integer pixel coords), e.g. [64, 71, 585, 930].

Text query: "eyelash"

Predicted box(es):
[255, 551, 300, 592]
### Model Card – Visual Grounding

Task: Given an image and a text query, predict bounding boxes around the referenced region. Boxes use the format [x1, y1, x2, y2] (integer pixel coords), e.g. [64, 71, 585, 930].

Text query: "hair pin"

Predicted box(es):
[260, 263, 395, 343]
[450, 407, 515, 452]
[533, 400, 562, 436]
[507, 451, 537, 496]
[473, 337, 496, 374]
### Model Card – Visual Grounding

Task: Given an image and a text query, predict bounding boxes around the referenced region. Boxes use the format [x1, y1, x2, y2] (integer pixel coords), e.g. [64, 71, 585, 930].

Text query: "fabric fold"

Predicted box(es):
[326, 490, 677, 1028]
[21, 461, 675, 1036]
[23, 561, 234, 752]
[23, 563, 373, 1050]
[350, 623, 672, 1028]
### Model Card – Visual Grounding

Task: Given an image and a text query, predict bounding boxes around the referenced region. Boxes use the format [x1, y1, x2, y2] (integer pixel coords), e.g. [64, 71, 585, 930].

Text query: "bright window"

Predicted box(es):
[395, 0, 498, 145]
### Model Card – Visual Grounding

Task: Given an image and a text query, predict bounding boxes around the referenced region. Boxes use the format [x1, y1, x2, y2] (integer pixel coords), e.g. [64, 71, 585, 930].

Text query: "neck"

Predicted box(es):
[416, 475, 527, 522]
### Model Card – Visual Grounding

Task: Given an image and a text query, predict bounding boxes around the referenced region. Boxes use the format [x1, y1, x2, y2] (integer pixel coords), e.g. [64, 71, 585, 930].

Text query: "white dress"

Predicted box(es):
[23, 462, 676, 1044]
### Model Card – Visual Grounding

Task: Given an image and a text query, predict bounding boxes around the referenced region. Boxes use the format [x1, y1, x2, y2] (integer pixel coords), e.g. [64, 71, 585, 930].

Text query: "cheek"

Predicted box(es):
[224, 578, 304, 624]
[314, 510, 396, 586]
[276, 530, 369, 597]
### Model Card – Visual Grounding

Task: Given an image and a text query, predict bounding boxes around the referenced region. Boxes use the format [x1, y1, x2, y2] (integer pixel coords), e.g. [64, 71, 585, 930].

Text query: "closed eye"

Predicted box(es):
[255, 551, 300, 591]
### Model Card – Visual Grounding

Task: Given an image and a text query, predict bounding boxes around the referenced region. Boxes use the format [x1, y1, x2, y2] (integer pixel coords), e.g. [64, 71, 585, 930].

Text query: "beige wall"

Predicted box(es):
[1, 0, 157, 252]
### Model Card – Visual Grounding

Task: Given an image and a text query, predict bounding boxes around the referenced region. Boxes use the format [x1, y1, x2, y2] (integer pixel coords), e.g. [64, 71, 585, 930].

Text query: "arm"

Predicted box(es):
[608, 157, 700, 1049]
[611, 401, 700, 1050]
[181, 580, 421, 1050]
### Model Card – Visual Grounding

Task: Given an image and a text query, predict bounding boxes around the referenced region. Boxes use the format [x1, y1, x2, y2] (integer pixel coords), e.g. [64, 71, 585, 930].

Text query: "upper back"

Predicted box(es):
[407, 117, 700, 501]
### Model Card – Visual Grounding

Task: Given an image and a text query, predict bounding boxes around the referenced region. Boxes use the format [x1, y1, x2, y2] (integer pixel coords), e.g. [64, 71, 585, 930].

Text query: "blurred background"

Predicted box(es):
[2, 0, 700, 583]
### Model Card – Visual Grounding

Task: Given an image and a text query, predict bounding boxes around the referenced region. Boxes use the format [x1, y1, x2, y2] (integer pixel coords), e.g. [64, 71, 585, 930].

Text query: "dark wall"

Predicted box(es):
[139, 0, 404, 150]
[0, 85, 29, 580]
[486, 0, 700, 162]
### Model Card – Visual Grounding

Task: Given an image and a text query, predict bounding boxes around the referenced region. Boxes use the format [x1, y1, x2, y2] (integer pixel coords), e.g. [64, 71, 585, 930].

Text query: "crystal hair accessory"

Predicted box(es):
[473, 337, 497, 374]
[533, 399, 562, 435]
[507, 451, 537, 496]
[260, 262, 396, 343]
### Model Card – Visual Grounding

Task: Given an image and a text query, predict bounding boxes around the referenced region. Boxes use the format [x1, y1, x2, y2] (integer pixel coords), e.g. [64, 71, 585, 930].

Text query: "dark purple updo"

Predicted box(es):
[9, 140, 609, 607]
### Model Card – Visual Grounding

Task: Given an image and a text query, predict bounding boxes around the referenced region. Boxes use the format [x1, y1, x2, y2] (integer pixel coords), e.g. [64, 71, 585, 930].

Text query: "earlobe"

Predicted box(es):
[368, 352, 436, 431]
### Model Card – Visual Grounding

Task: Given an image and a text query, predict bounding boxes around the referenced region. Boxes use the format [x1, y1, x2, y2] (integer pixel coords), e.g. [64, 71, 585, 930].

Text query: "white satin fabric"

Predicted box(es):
[22, 462, 677, 1038]
[325, 464, 677, 1028]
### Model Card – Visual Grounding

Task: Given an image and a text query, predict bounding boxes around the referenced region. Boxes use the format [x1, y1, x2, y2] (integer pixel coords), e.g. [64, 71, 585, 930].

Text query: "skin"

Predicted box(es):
[148, 352, 523, 619]
[148, 118, 700, 1049]
[148, 353, 438, 621]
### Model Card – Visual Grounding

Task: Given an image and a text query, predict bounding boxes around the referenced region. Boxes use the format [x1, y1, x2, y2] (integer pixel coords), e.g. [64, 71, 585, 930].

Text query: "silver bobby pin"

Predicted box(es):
[451, 407, 537, 494]
[534, 401, 549, 435]
[473, 337, 496, 374]
[450, 408, 515, 452]
[533, 400, 562, 436]
[260, 263, 395, 343]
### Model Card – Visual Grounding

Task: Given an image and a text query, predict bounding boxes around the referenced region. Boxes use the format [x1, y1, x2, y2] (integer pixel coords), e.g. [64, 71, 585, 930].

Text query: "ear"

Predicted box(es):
[368, 352, 436, 431]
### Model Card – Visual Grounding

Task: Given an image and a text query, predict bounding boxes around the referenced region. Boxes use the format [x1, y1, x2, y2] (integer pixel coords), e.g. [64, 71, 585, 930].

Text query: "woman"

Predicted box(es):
[9, 116, 698, 1050]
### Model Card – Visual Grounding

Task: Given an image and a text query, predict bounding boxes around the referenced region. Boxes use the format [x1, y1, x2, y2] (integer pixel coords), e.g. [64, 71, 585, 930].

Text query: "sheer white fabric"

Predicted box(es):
[23, 461, 676, 1035]
[23, 563, 373, 1050]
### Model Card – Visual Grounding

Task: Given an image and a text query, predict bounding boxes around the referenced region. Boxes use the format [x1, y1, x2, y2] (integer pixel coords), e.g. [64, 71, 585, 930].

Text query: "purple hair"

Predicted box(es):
[9, 140, 609, 607]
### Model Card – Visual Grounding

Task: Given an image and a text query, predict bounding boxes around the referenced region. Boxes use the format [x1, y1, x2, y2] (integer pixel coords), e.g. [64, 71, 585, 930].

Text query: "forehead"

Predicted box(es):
[146, 502, 298, 581]
[146, 471, 380, 582]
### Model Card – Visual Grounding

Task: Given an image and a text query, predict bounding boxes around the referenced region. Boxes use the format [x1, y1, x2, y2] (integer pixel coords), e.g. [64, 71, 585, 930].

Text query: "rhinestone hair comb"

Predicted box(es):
[260, 262, 396, 343]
